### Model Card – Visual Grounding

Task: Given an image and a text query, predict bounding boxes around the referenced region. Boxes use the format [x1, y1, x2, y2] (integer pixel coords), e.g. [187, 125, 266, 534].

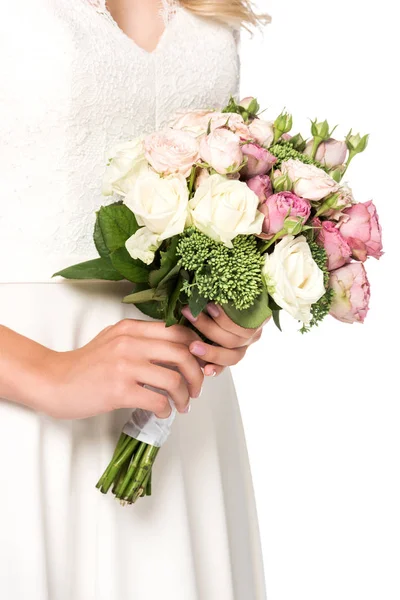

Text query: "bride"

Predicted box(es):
[0, 1, 269, 598]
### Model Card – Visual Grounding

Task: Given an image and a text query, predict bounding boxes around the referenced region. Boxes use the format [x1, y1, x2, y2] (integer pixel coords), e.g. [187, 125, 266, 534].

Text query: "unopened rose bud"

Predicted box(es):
[309, 119, 337, 160]
[345, 131, 369, 154]
[282, 218, 304, 235]
[311, 119, 331, 140]
[273, 111, 293, 143]
[329, 164, 347, 183]
[272, 169, 293, 192]
[345, 130, 369, 169]
[287, 133, 306, 152]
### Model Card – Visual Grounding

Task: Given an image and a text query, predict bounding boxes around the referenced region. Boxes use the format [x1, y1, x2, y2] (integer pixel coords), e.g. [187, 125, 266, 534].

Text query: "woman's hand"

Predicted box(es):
[0, 321, 204, 420]
[181, 303, 268, 376]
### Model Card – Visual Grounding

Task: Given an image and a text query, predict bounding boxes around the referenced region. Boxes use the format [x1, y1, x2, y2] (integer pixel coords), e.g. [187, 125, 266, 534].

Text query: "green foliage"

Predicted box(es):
[110, 247, 149, 283]
[149, 238, 179, 288]
[53, 257, 124, 281]
[95, 202, 139, 255]
[300, 238, 334, 333]
[224, 285, 272, 329]
[269, 140, 325, 170]
[176, 229, 264, 311]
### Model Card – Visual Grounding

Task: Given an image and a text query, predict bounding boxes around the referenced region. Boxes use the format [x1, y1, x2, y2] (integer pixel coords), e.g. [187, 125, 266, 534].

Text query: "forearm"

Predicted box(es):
[0, 325, 52, 409]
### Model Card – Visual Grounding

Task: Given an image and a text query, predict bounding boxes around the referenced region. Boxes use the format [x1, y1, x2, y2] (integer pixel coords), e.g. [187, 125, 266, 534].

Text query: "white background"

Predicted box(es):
[234, 1, 400, 599]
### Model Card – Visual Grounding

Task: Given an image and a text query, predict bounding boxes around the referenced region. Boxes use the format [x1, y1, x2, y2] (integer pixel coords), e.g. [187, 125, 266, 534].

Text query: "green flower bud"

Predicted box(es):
[311, 119, 331, 141]
[272, 170, 293, 192]
[283, 218, 304, 235]
[287, 133, 306, 152]
[345, 130, 369, 154]
[328, 164, 347, 183]
[273, 110, 293, 143]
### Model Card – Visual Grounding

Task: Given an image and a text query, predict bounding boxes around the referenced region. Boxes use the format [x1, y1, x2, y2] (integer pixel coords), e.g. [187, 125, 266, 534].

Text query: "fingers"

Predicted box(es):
[130, 385, 173, 419]
[181, 307, 250, 349]
[135, 363, 190, 415]
[143, 339, 204, 400]
[205, 303, 263, 339]
[189, 340, 247, 367]
[204, 364, 225, 377]
[109, 319, 201, 346]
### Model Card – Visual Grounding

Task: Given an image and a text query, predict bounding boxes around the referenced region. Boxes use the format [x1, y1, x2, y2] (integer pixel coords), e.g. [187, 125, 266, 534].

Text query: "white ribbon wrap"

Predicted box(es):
[122, 386, 177, 448]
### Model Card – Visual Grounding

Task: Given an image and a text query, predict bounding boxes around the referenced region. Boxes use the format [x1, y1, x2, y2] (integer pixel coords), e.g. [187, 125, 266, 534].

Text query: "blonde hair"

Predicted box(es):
[179, 1, 271, 29]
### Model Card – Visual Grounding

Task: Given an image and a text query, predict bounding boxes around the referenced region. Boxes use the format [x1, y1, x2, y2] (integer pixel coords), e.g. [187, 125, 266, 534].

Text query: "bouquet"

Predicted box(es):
[55, 96, 383, 505]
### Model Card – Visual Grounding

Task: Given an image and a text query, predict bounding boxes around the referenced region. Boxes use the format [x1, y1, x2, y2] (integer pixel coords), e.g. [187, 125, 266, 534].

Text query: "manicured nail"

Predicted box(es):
[184, 402, 191, 414]
[181, 306, 197, 322]
[206, 368, 217, 377]
[190, 342, 206, 357]
[207, 303, 220, 318]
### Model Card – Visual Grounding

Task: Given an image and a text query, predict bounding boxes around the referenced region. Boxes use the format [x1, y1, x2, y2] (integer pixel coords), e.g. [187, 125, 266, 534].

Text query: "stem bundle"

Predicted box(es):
[96, 433, 159, 504]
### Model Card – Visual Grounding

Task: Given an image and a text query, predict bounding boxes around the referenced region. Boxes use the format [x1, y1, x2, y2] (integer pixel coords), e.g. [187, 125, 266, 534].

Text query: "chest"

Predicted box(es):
[4, 0, 240, 137]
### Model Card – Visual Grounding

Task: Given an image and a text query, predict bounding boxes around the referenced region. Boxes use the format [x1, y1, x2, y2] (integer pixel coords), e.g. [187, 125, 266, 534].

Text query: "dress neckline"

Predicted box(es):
[87, 0, 182, 57]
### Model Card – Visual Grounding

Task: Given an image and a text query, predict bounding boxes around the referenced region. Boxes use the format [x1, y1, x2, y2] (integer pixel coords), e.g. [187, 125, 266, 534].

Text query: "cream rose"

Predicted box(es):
[262, 235, 326, 324]
[188, 173, 264, 247]
[281, 159, 339, 201]
[144, 128, 199, 177]
[124, 171, 189, 241]
[102, 137, 148, 196]
[169, 109, 218, 136]
[125, 227, 161, 265]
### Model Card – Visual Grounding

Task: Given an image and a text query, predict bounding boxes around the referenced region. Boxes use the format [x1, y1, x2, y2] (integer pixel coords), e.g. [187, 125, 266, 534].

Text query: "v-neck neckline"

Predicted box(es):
[91, 0, 182, 57]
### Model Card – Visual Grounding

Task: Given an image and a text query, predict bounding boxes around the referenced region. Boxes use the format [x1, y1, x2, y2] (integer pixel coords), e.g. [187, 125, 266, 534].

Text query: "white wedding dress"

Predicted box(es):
[0, 1, 266, 599]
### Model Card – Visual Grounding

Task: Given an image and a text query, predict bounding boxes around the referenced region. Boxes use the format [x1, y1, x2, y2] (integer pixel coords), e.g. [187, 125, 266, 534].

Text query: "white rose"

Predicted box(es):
[102, 138, 148, 196]
[189, 173, 264, 247]
[125, 227, 161, 265]
[199, 128, 243, 175]
[124, 171, 189, 240]
[281, 159, 339, 201]
[144, 128, 199, 177]
[262, 235, 326, 324]
[248, 118, 274, 148]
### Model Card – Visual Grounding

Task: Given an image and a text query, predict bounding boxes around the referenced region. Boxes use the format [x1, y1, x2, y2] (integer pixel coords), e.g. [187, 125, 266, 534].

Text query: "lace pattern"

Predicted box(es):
[0, 0, 240, 282]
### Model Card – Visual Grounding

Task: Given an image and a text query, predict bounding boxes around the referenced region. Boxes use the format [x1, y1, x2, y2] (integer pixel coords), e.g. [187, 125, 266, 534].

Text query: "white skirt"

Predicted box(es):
[0, 281, 266, 600]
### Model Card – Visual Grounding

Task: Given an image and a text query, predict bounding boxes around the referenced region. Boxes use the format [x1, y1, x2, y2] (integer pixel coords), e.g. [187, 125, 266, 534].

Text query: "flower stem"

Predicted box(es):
[99, 438, 140, 494]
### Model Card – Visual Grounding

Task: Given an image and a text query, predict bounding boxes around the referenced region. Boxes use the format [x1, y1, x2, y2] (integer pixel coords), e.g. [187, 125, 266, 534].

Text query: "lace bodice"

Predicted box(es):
[0, 0, 240, 282]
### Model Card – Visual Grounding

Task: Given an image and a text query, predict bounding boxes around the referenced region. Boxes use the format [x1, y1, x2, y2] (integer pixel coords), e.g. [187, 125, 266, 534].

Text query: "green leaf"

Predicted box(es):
[188, 286, 208, 318]
[53, 257, 124, 281]
[110, 247, 149, 283]
[93, 215, 110, 258]
[223, 285, 272, 329]
[97, 203, 139, 253]
[122, 288, 166, 304]
[149, 238, 179, 288]
[166, 274, 184, 327]
[136, 301, 166, 320]
[272, 309, 282, 331]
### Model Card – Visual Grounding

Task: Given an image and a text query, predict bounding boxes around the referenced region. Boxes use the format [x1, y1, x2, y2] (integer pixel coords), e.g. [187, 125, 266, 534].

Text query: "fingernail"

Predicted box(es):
[207, 303, 220, 318]
[190, 342, 206, 357]
[184, 402, 191, 414]
[206, 368, 217, 377]
[181, 306, 197, 323]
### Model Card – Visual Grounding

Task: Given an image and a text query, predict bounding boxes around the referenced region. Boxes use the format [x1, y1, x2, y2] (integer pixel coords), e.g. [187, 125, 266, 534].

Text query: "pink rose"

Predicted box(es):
[241, 143, 277, 179]
[304, 138, 348, 169]
[246, 175, 273, 203]
[314, 219, 352, 271]
[144, 129, 199, 177]
[281, 159, 339, 201]
[199, 128, 243, 175]
[248, 118, 274, 148]
[259, 191, 311, 235]
[339, 201, 383, 261]
[169, 109, 217, 135]
[329, 262, 370, 324]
